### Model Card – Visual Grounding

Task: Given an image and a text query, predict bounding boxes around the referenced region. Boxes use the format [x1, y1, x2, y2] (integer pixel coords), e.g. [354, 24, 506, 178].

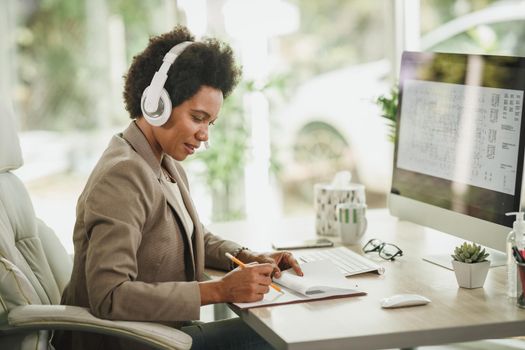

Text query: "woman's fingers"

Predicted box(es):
[271, 252, 304, 277]
[286, 253, 304, 276]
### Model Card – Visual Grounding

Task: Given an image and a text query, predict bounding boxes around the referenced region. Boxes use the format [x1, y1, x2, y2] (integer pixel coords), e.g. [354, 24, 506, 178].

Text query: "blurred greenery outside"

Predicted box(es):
[193, 78, 287, 221]
[376, 86, 399, 144]
[10, 0, 525, 223]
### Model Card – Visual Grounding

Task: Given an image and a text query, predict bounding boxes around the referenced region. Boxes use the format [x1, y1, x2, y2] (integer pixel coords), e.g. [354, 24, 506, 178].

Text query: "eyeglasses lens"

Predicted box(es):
[379, 243, 400, 260]
[367, 239, 382, 250]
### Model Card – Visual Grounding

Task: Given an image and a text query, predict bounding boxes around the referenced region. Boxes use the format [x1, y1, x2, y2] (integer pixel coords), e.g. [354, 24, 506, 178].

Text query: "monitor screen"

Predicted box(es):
[390, 51, 525, 252]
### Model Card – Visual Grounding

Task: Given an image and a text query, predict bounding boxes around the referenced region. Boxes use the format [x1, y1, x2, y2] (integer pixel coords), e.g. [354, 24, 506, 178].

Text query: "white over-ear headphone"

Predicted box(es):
[140, 41, 193, 126]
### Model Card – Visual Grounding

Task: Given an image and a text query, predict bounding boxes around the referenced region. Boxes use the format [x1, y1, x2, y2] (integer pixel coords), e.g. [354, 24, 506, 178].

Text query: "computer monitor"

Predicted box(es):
[389, 51, 525, 266]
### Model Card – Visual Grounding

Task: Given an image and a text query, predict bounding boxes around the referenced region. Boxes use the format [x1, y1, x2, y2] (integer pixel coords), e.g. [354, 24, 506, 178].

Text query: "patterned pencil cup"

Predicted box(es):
[314, 183, 366, 236]
[517, 262, 525, 308]
[336, 203, 367, 244]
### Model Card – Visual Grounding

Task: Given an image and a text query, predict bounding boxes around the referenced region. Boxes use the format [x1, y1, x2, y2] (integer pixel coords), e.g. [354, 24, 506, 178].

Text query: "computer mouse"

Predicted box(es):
[380, 294, 431, 308]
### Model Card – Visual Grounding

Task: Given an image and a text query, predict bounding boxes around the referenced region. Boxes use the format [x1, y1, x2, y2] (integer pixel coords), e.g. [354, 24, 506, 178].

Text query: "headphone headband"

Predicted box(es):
[141, 41, 194, 126]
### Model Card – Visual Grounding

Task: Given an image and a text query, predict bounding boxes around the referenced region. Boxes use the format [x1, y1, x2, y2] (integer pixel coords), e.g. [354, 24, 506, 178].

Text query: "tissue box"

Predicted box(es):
[314, 183, 366, 236]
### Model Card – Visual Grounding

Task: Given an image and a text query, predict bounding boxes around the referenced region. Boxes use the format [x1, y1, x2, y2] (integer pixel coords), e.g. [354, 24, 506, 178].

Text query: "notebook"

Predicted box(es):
[232, 260, 366, 309]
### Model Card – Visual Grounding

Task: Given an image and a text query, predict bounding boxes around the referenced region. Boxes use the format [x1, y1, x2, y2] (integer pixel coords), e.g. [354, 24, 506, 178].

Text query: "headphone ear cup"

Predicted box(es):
[140, 87, 172, 126]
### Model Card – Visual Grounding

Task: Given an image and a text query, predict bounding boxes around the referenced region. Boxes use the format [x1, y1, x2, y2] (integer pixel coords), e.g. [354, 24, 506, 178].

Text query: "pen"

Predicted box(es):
[225, 252, 283, 293]
[513, 246, 525, 263]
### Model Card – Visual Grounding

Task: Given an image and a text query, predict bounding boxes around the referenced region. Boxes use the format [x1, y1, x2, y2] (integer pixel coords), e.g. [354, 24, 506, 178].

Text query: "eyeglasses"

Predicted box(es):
[363, 239, 403, 261]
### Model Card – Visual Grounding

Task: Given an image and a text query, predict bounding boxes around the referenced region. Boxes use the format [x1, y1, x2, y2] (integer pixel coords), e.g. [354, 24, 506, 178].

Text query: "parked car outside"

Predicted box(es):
[274, 59, 394, 211]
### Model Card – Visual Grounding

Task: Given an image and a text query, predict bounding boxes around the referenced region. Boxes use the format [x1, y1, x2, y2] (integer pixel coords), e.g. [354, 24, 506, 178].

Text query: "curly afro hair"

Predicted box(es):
[123, 25, 242, 118]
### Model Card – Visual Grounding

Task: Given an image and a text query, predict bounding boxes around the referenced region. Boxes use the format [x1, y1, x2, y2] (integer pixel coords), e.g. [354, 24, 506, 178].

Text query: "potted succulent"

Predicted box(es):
[451, 242, 490, 289]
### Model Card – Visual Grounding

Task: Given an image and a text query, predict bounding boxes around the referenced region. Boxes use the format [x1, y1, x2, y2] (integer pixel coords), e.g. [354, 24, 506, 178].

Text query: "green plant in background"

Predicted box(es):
[194, 77, 285, 221]
[451, 242, 490, 264]
[16, 0, 167, 131]
[375, 85, 399, 143]
[194, 81, 249, 221]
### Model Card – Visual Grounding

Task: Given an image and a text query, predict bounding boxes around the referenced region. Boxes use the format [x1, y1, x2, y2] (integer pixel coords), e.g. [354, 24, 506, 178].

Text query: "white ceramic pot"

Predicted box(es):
[452, 260, 490, 289]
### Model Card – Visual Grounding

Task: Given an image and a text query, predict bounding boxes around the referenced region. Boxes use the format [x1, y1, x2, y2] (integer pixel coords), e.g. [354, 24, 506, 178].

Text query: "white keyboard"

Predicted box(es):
[297, 246, 385, 276]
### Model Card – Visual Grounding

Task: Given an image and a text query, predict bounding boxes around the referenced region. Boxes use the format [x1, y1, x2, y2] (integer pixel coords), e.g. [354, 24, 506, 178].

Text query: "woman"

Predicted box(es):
[57, 26, 302, 350]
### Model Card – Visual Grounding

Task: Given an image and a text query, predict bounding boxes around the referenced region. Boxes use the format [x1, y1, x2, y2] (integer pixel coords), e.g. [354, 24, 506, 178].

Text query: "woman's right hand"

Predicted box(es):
[198, 263, 274, 305]
[219, 263, 275, 303]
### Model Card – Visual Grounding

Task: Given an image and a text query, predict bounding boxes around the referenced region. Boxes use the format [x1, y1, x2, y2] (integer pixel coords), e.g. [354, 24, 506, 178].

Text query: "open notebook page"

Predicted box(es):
[233, 260, 365, 309]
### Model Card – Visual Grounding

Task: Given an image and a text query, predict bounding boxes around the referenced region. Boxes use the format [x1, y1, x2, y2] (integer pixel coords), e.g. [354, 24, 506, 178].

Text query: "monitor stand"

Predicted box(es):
[423, 246, 506, 271]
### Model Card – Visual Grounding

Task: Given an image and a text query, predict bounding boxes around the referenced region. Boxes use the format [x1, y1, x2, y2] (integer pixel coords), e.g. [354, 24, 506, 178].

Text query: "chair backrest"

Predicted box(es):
[0, 97, 72, 334]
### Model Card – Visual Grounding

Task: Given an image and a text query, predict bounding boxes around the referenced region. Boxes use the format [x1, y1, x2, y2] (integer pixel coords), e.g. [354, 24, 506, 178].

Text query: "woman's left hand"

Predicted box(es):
[238, 250, 304, 278]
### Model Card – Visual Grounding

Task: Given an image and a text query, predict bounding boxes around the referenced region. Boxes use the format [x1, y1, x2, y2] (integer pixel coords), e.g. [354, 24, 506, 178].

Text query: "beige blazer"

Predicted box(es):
[59, 122, 241, 350]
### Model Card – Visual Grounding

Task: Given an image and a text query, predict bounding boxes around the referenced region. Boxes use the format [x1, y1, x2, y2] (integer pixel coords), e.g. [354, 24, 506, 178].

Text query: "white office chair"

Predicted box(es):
[0, 98, 192, 350]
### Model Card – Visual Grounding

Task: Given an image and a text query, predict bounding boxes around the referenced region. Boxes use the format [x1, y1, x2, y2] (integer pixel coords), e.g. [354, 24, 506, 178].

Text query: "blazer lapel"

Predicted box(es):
[163, 159, 204, 279]
[159, 179, 194, 242]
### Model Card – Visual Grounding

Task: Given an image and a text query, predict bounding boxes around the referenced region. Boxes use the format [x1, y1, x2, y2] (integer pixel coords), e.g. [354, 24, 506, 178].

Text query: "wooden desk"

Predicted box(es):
[208, 209, 525, 350]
